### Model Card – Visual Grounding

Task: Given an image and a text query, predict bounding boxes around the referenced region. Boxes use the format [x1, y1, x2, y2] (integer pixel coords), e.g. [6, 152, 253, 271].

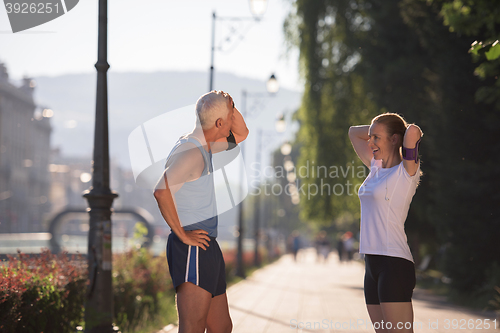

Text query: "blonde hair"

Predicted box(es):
[195, 90, 230, 130]
[371, 112, 408, 148]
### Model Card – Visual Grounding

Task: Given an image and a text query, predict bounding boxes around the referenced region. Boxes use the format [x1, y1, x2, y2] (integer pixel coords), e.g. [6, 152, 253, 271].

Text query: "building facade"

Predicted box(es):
[0, 63, 52, 233]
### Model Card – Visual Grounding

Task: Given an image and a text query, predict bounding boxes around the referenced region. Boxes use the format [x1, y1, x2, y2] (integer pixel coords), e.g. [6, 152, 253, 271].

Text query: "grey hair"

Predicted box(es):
[195, 91, 230, 130]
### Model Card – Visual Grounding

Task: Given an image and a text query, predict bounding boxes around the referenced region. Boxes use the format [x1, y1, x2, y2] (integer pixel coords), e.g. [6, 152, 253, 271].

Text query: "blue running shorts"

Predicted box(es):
[166, 232, 226, 297]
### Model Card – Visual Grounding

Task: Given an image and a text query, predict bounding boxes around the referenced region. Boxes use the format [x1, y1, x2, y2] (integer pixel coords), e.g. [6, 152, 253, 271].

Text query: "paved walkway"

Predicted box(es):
[161, 249, 498, 333]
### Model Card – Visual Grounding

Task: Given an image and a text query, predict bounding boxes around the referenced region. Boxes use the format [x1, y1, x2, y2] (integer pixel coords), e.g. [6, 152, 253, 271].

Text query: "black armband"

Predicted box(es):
[226, 130, 237, 151]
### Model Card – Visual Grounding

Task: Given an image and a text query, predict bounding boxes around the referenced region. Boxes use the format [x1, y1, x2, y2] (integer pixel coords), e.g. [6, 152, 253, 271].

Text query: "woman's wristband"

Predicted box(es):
[402, 137, 422, 163]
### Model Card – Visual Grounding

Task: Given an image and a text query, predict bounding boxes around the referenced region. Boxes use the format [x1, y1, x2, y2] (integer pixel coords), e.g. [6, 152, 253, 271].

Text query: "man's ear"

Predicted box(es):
[215, 118, 222, 128]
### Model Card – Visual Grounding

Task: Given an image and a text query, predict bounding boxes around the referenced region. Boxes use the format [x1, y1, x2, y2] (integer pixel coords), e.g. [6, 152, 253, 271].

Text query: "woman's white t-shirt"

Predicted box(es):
[358, 157, 420, 263]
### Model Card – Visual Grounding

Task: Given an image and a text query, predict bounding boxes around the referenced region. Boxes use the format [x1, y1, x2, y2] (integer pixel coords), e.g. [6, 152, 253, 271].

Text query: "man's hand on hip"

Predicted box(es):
[180, 229, 211, 250]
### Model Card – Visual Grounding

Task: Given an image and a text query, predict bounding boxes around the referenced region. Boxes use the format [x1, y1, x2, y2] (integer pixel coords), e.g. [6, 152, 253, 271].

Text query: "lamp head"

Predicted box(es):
[281, 142, 292, 156]
[266, 74, 279, 94]
[249, 0, 268, 17]
[275, 113, 286, 133]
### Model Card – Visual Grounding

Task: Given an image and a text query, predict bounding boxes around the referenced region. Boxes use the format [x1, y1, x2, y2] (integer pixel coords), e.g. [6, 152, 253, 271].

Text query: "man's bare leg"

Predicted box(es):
[176, 282, 212, 333]
[206, 292, 232, 333]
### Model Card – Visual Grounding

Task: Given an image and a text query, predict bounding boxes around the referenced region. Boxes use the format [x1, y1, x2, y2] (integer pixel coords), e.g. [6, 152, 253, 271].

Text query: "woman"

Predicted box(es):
[349, 113, 422, 333]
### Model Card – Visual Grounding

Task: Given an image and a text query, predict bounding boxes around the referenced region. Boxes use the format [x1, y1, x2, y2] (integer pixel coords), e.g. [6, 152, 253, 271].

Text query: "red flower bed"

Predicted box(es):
[0, 246, 177, 333]
[0, 249, 87, 333]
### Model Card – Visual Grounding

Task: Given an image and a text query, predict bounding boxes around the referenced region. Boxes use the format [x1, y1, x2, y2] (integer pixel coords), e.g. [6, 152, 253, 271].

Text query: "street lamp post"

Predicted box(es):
[83, 0, 118, 332]
[235, 89, 248, 278]
[208, 0, 268, 92]
[252, 114, 286, 267]
[235, 74, 278, 276]
[209, 11, 216, 92]
[253, 128, 263, 267]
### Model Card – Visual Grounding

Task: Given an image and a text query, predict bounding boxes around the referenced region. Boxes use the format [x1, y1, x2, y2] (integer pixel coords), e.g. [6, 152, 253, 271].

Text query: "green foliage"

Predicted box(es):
[133, 221, 149, 243]
[113, 222, 176, 333]
[434, 0, 500, 106]
[437, 0, 500, 37]
[485, 42, 500, 61]
[469, 41, 483, 56]
[284, 0, 377, 226]
[469, 40, 500, 61]
[113, 248, 176, 333]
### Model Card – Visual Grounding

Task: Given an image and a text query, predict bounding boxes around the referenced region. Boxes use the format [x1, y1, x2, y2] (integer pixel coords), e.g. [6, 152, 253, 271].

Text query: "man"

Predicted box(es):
[154, 90, 249, 333]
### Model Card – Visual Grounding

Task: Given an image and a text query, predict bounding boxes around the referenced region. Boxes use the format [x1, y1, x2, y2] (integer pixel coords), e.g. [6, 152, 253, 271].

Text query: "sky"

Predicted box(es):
[0, 0, 303, 92]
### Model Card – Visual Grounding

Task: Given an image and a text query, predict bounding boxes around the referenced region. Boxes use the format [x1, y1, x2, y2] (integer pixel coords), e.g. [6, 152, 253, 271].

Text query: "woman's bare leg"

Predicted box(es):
[367, 304, 389, 333]
[380, 302, 414, 332]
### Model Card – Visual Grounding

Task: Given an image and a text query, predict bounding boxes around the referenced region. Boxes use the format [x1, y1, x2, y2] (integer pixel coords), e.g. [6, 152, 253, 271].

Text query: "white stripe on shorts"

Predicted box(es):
[185, 245, 191, 282]
[196, 246, 199, 285]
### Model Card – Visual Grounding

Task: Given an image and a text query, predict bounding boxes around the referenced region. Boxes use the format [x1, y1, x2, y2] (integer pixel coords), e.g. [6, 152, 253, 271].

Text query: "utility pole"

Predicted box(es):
[209, 11, 216, 91]
[235, 91, 247, 278]
[254, 128, 262, 267]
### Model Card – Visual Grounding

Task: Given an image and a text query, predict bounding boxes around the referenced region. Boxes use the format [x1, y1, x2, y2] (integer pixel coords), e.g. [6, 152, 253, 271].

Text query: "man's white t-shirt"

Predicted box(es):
[358, 157, 420, 263]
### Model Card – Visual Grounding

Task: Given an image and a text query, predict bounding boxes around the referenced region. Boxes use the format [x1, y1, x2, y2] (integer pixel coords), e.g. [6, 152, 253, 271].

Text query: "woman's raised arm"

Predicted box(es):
[349, 125, 372, 168]
[402, 124, 423, 177]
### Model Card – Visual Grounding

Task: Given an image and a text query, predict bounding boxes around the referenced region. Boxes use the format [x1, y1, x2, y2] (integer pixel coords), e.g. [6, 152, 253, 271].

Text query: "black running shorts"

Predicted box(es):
[166, 232, 226, 297]
[364, 254, 416, 304]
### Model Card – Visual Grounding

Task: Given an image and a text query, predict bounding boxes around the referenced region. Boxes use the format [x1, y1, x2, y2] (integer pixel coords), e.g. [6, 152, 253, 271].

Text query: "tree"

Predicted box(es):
[434, 0, 500, 108]
[285, 0, 500, 305]
[284, 0, 378, 228]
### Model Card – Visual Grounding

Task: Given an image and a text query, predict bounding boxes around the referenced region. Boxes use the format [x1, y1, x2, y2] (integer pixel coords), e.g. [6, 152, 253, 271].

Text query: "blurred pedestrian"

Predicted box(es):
[315, 231, 331, 263]
[349, 113, 422, 333]
[290, 230, 301, 262]
[337, 235, 344, 262]
[342, 231, 354, 262]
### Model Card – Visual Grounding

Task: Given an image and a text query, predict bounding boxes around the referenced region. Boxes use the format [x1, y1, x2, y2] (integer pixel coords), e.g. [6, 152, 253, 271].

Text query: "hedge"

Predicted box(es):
[0, 250, 87, 333]
[0, 248, 176, 333]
